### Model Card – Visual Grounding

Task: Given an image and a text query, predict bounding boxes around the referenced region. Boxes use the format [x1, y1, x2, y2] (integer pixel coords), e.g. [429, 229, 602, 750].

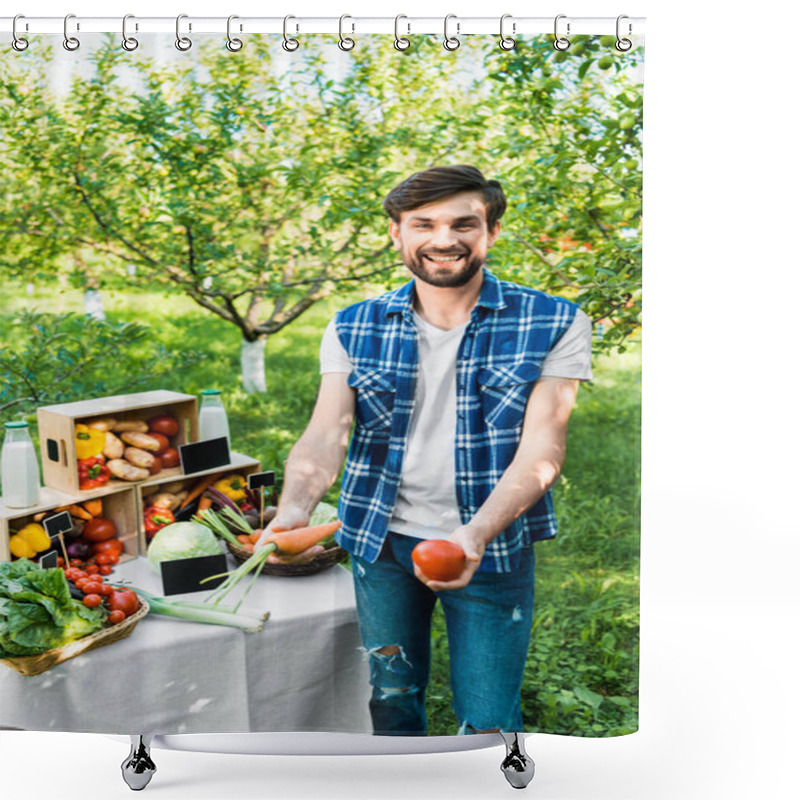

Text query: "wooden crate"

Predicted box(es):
[137, 453, 262, 554]
[1, 486, 140, 564]
[37, 390, 198, 496]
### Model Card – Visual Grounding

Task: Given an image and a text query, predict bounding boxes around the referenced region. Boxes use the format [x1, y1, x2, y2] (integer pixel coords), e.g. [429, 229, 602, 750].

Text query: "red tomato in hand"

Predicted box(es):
[411, 540, 467, 582]
[160, 447, 180, 469]
[82, 517, 118, 543]
[107, 589, 140, 617]
[147, 415, 180, 437]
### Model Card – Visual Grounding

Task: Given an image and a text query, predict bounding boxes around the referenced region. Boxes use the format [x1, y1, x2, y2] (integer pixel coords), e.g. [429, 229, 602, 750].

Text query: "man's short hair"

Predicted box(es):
[383, 165, 507, 230]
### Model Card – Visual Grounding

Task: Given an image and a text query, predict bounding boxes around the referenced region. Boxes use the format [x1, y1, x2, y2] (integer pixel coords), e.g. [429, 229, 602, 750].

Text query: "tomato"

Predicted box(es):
[98, 583, 113, 596]
[95, 554, 112, 565]
[160, 447, 180, 468]
[107, 589, 140, 617]
[107, 610, 127, 625]
[147, 433, 170, 454]
[82, 517, 118, 543]
[82, 594, 103, 608]
[148, 456, 163, 476]
[91, 539, 124, 558]
[84, 563, 100, 575]
[82, 581, 103, 595]
[148, 415, 180, 437]
[99, 564, 113, 576]
[410, 539, 467, 582]
[57, 557, 65, 568]
[75, 579, 91, 593]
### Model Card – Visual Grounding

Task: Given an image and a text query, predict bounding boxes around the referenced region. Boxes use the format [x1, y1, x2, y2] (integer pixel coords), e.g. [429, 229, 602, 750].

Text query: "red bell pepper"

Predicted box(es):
[78, 456, 111, 490]
[143, 505, 175, 538]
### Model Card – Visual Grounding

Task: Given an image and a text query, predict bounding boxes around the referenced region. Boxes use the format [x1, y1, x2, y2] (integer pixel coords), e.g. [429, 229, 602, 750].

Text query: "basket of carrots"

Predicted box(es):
[196, 502, 347, 577]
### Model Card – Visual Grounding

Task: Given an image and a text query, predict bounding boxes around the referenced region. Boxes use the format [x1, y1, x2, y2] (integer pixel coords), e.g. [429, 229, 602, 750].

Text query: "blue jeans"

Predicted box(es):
[351, 531, 535, 736]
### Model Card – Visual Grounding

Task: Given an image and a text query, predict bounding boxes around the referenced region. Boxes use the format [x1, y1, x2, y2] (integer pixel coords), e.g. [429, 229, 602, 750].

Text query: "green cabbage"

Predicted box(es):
[309, 501, 338, 526]
[147, 521, 224, 571]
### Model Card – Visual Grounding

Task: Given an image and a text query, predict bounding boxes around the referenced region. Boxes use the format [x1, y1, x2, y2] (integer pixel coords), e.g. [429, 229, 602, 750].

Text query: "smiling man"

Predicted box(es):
[257, 165, 593, 737]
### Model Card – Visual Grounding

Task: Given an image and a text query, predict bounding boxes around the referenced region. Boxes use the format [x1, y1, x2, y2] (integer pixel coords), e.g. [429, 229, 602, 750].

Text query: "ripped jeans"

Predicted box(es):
[351, 531, 535, 736]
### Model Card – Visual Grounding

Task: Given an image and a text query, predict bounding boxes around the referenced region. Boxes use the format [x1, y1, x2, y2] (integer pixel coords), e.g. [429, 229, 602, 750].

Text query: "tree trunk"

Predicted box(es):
[240, 336, 267, 393]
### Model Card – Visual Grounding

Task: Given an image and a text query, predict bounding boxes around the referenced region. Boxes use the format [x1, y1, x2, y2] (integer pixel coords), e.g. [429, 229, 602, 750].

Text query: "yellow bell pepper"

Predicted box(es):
[18, 523, 52, 553]
[75, 424, 106, 459]
[212, 474, 248, 503]
[9, 536, 38, 559]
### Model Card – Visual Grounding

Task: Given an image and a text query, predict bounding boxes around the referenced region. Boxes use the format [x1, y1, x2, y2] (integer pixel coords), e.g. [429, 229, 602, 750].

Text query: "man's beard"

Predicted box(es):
[403, 248, 484, 288]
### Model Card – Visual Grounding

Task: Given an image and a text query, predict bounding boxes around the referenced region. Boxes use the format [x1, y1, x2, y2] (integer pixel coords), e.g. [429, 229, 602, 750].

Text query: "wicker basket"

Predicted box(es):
[227, 540, 348, 576]
[0, 597, 149, 677]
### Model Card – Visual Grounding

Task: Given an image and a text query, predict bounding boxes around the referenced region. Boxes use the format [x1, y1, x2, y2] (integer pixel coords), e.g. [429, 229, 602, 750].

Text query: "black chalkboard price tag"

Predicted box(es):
[178, 437, 231, 475]
[247, 471, 275, 491]
[39, 551, 59, 569]
[160, 553, 228, 596]
[43, 511, 74, 539]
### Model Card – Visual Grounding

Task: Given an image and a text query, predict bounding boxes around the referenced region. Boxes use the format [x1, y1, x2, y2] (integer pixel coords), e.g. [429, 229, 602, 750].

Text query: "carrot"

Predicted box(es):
[198, 495, 213, 512]
[264, 521, 342, 555]
[56, 504, 93, 521]
[180, 473, 219, 509]
[241, 543, 255, 553]
[82, 499, 103, 517]
[236, 534, 251, 545]
[248, 530, 263, 545]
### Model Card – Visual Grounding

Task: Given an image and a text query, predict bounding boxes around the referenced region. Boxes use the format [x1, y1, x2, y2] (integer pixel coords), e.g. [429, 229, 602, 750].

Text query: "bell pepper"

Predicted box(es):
[75, 424, 106, 460]
[143, 505, 175, 537]
[9, 523, 51, 558]
[78, 456, 111, 490]
[212, 474, 248, 503]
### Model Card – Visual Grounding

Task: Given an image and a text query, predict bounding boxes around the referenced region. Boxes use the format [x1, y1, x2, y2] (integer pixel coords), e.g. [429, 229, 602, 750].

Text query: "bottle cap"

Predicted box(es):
[4, 421, 29, 429]
[200, 389, 222, 396]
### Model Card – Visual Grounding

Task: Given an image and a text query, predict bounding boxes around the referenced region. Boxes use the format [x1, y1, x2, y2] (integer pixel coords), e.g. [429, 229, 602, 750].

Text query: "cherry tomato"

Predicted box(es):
[75, 579, 91, 593]
[107, 610, 127, 625]
[83, 594, 103, 608]
[107, 589, 140, 617]
[70, 559, 84, 567]
[98, 583, 113, 596]
[147, 415, 180, 438]
[99, 564, 113, 576]
[410, 540, 467, 582]
[82, 581, 103, 595]
[91, 539, 124, 558]
[160, 447, 180, 468]
[84, 563, 100, 575]
[57, 557, 65, 568]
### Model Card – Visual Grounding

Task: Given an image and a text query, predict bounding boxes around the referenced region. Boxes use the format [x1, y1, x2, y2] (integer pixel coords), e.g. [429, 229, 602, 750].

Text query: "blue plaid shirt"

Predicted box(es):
[333, 268, 578, 573]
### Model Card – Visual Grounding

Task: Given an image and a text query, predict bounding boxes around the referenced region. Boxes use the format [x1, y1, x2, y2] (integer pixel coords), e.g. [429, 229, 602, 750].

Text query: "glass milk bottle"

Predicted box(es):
[1, 421, 41, 508]
[198, 389, 231, 444]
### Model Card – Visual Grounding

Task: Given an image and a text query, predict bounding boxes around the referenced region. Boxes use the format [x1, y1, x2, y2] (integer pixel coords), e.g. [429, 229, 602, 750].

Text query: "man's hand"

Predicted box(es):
[412, 525, 487, 591]
[255, 505, 324, 565]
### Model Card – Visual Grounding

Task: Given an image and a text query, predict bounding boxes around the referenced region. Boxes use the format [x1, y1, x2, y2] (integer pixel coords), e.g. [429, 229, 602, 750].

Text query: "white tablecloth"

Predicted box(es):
[0, 556, 372, 735]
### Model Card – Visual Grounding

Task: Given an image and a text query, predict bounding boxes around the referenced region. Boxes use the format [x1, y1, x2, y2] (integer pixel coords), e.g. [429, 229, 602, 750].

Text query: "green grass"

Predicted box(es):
[1, 282, 640, 736]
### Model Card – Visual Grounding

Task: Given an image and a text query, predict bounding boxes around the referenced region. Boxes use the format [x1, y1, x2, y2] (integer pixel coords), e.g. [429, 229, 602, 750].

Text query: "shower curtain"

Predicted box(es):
[0, 29, 643, 741]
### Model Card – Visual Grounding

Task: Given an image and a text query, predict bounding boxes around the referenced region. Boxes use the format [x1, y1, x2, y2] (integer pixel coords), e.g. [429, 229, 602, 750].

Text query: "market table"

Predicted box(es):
[0, 556, 372, 735]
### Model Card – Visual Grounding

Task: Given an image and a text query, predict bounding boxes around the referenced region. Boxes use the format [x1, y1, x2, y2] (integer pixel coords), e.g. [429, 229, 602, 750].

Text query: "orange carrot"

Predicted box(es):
[179, 473, 219, 509]
[241, 542, 254, 553]
[264, 521, 342, 555]
[198, 495, 213, 512]
[56, 504, 93, 521]
[248, 530, 263, 545]
[82, 499, 103, 517]
[236, 534, 251, 545]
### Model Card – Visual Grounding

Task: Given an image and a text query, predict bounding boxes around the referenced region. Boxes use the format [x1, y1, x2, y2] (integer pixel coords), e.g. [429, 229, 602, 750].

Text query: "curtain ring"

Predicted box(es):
[499, 14, 515, 50]
[122, 14, 139, 51]
[176, 13, 192, 51]
[282, 15, 299, 51]
[553, 14, 570, 51]
[615, 15, 633, 51]
[63, 13, 80, 51]
[226, 15, 243, 51]
[12, 14, 29, 52]
[394, 15, 411, 51]
[338, 15, 355, 51]
[443, 14, 460, 51]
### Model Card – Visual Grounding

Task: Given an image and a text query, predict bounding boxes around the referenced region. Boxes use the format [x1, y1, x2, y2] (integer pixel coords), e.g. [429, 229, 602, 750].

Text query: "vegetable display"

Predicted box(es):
[0, 560, 105, 657]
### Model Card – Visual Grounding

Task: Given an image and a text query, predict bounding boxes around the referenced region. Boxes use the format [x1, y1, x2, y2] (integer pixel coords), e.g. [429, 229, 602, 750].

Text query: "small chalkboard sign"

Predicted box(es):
[247, 471, 275, 491]
[43, 511, 74, 539]
[39, 551, 59, 569]
[160, 553, 228, 596]
[178, 437, 231, 476]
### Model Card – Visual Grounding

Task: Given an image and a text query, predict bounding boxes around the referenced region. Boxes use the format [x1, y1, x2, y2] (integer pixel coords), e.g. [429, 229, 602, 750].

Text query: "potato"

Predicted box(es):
[112, 420, 149, 433]
[150, 492, 180, 511]
[120, 431, 161, 451]
[103, 431, 124, 460]
[123, 447, 156, 468]
[107, 459, 150, 482]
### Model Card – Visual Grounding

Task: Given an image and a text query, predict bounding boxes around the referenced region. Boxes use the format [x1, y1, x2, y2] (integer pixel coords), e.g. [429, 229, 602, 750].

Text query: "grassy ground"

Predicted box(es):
[2, 283, 640, 736]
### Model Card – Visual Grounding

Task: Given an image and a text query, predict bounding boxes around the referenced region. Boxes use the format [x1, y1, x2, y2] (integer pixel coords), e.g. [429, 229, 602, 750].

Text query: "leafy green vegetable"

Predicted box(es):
[309, 502, 338, 527]
[147, 521, 224, 572]
[0, 559, 104, 657]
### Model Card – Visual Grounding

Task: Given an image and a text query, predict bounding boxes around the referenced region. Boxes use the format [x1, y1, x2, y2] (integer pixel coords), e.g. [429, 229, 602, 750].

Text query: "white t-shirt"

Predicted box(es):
[320, 307, 593, 539]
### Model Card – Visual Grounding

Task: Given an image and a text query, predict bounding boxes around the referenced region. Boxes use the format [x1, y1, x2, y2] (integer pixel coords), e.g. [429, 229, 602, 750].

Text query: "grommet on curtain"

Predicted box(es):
[121, 14, 139, 51]
[443, 14, 460, 51]
[226, 15, 243, 51]
[282, 15, 299, 52]
[394, 15, 411, 51]
[338, 15, 355, 51]
[11, 14, 29, 51]
[553, 14, 570, 51]
[63, 14, 80, 51]
[499, 14, 515, 50]
[175, 14, 192, 51]
[615, 14, 633, 51]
